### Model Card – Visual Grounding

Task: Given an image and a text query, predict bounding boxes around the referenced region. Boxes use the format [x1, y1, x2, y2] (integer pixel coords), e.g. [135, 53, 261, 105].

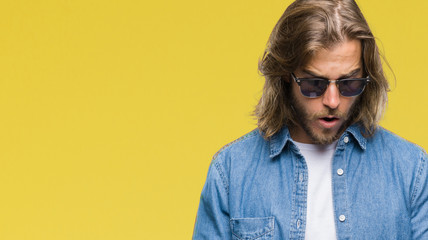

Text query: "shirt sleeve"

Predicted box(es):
[193, 160, 231, 239]
[411, 150, 428, 239]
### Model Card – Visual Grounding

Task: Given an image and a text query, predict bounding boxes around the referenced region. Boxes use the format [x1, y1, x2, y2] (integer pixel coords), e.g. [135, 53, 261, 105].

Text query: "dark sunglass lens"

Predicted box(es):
[339, 80, 366, 97]
[300, 79, 328, 98]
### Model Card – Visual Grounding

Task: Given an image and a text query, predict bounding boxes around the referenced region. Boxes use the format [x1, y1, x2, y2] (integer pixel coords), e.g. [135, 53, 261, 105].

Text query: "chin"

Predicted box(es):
[312, 135, 339, 145]
[309, 128, 341, 145]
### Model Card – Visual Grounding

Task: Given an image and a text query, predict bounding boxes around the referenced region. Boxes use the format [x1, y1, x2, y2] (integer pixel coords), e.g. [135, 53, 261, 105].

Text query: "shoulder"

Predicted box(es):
[210, 129, 269, 172]
[203, 129, 268, 194]
[212, 129, 261, 160]
[370, 127, 426, 155]
[368, 127, 427, 189]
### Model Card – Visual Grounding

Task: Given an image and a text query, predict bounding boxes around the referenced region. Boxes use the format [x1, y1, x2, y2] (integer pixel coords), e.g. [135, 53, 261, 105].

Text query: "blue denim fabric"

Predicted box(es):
[193, 125, 428, 239]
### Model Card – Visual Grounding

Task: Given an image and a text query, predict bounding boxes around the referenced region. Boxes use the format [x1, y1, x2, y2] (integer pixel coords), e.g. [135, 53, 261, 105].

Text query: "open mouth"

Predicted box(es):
[318, 116, 340, 129]
[321, 117, 338, 122]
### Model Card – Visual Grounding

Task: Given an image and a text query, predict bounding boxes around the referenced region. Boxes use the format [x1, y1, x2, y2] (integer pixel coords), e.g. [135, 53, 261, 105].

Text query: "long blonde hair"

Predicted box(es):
[255, 0, 389, 139]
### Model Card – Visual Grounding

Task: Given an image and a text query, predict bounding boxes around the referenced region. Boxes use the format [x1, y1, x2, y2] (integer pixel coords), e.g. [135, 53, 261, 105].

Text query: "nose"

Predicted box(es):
[322, 83, 340, 109]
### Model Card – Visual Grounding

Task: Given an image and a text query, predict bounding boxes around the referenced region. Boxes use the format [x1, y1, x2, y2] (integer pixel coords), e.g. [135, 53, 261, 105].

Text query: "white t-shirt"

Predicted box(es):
[294, 141, 338, 240]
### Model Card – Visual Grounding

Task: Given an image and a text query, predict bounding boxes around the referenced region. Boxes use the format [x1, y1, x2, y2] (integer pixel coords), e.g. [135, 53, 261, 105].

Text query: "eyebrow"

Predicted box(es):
[302, 68, 362, 79]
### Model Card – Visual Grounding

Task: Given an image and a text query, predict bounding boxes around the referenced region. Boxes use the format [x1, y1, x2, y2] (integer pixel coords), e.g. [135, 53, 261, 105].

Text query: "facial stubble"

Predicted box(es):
[290, 92, 358, 145]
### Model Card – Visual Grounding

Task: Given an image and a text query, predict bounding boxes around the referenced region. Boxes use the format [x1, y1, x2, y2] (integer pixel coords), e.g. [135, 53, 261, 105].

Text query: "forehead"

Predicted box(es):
[302, 39, 363, 78]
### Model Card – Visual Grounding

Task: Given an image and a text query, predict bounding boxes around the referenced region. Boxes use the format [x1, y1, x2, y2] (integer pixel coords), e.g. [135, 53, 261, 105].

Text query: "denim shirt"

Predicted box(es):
[193, 125, 428, 239]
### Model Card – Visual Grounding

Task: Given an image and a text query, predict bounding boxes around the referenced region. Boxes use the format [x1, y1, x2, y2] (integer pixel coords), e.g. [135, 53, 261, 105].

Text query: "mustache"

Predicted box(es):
[309, 108, 347, 119]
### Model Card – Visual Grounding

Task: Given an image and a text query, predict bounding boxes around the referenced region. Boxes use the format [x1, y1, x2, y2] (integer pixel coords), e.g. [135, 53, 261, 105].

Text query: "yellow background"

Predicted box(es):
[0, 0, 426, 239]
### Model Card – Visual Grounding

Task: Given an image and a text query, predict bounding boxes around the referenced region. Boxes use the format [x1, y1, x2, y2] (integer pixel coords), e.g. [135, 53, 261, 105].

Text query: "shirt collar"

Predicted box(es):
[268, 123, 367, 158]
[345, 124, 367, 150]
[269, 127, 293, 158]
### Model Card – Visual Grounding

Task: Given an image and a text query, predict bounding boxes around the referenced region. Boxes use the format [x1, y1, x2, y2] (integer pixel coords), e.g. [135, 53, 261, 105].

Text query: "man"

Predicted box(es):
[193, 0, 427, 239]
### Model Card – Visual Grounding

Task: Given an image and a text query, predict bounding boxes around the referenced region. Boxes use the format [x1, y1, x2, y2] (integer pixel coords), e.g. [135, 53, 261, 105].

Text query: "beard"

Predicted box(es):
[289, 93, 357, 145]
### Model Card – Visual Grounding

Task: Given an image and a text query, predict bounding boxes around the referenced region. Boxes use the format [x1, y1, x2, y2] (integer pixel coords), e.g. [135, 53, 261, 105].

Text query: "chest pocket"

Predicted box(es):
[230, 217, 274, 240]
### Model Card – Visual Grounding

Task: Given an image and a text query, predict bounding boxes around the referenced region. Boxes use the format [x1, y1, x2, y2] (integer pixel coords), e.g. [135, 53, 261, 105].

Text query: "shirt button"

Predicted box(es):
[337, 168, 344, 176]
[339, 215, 346, 222]
[297, 219, 301, 228]
[299, 173, 303, 182]
[343, 137, 349, 143]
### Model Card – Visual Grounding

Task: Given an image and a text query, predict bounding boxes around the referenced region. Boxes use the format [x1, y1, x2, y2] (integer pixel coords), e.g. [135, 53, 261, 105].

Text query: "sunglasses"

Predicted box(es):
[291, 72, 370, 98]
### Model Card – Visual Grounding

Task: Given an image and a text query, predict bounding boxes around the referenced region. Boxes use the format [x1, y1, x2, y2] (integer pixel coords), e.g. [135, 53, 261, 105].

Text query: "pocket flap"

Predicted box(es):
[230, 217, 274, 240]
